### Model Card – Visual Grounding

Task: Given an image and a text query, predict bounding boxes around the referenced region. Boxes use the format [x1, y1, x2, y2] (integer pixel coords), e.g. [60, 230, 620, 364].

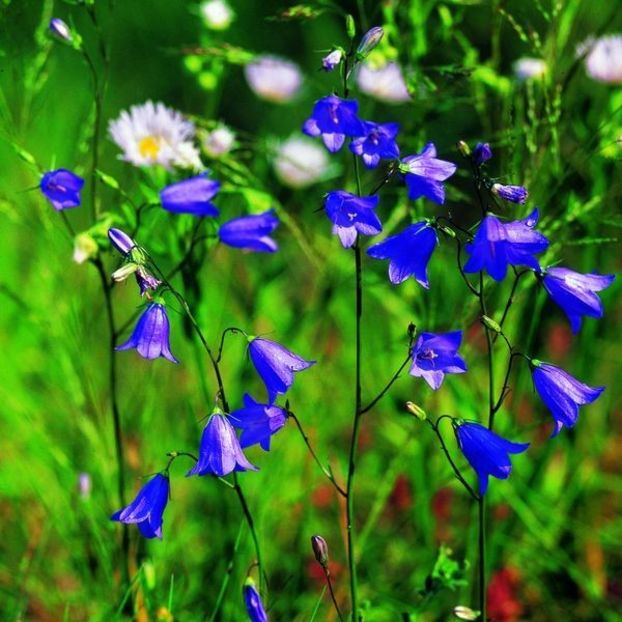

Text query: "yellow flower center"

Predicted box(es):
[138, 135, 161, 160]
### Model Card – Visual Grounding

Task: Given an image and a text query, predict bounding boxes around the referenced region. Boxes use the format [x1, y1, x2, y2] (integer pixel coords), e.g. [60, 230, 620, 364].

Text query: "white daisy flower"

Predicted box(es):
[244, 55, 303, 103]
[273, 136, 329, 189]
[108, 101, 203, 170]
[356, 61, 411, 104]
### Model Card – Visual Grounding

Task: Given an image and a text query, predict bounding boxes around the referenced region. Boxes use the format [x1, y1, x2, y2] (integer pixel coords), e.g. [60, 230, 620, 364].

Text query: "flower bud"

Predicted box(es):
[346, 14, 356, 39]
[143, 560, 157, 591]
[200, 0, 235, 31]
[49, 18, 72, 42]
[202, 125, 236, 158]
[480, 315, 502, 334]
[406, 401, 427, 421]
[456, 140, 471, 157]
[73, 232, 98, 264]
[78, 472, 92, 499]
[108, 227, 136, 256]
[453, 605, 480, 620]
[357, 26, 384, 59]
[311, 535, 329, 568]
[112, 263, 139, 282]
[322, 49, 343, 72]
[491, 183, 528, 204]
[473, 142, 492, 165]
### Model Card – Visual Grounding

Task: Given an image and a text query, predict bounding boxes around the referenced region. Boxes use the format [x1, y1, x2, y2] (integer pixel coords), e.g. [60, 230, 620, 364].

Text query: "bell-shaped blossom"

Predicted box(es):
[357, 26, 384, 58]
[219, 210, 279, 252]
[244, 578, 269, 622]
[302, 95, 365, 153]
[116, 303, 178, 363]
[491, 183, 528, 204]
[160, 173, 220, 217]
[464, 209, 549, 281]
[273, 136, 329, 189]
[400, 143, 456, 205]
[229, 394, 287, 451]
[541, 266, 615, 334]
[455, 422, 529, 496]
[244, 55, 302, 103]
[322, 49, 343, 72]
[40, 169, 84, 211]
[187, 412, 257, 477]
[324, 190, 382, 248]
[349, 121, 400, 169]
[111, 473, 170, 539]
[108, 227, 137, 256]
[367, 221, 438, 287]
[409, 331, 467, 390]
[248, 337, 315, 403]
[356, 61, 411, 103]
[531, 361, 604, 436]
[473, 142, 492, 165]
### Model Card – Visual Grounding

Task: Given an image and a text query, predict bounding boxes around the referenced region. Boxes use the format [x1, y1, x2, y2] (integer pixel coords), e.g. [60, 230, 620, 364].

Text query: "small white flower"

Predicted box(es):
[108, 101, 203, 170]
[244, 55, 303, 103]
[514, 57, 547, 80]
[582, 34, 622, 84]
[356, 61, 411, 103]
[273, 136, 329, 189]
[73, 232, 98, 264]
[200, 0, 234, 31]
[203, 125, 236, 158]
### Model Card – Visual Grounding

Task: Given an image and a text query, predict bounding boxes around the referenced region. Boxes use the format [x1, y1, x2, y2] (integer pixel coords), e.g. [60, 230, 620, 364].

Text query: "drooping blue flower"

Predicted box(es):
[349, 121, 400, 169]
[491, 183, 528, 204]
[367, 221, 438, 287]
[116, 303, 178, 363]
[248, 337, 315, 403]
[108, 227, 137, 256]
[531, 361, 604, 436]
[540, 266, 615, 334]
[111, 473, 170, 539]
[187, 412, 257, 477]
[49, 18, 72, 42]
[160, 173, 220, 216]
[40, 168, 84, 211]
[473, 142, 492, 165]
[455, 422, 529, 496]
[244, 578, 269, 622]
[400, 143, 456, 205]
[229, 394, 287, 451]
[322, 49, 343, 72]
[463, 209, 549, 281]
[324, 190, 382, 248]
[218, 209, 279, 252]
[409, 331, 467, 390]
[302, 95, 365, 153]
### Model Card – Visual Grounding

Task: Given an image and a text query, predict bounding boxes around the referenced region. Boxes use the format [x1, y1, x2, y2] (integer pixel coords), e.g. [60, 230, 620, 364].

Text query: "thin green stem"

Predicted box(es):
[359, 352, 411, 415]
[478, 496, 487, 622]
[324, 568, 345, 622]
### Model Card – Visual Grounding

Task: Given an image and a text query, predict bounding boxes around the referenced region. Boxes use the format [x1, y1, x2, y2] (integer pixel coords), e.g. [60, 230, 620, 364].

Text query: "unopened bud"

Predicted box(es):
[457, 140, 471, 157]
[49, 18, 72, 42]
[438, 225, 456, 238]
[108, 227, 136, 256]
[311, 535, 329, 568]
[143, 560, 157, 591]
[480, 315, 501, 334]
[357, 26, 384, 59]
[453, 605, 480, 620]
[78, 472, 91, 499]
[406, 402, 427, 421]
[112, 262, 139, 282]
[346, 15, 356, 39]
[322, 49, 343, 72]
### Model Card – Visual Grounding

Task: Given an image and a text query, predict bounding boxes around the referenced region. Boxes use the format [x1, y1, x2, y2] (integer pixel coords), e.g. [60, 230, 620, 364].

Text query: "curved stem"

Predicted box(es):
[455, 238, 480, 298]
[360, 352, 411, 415]
[288, 412, 346, 497]
[493, 268, 527, 343]
[324, 569, 345, 622]
[216, 327, 245, 364]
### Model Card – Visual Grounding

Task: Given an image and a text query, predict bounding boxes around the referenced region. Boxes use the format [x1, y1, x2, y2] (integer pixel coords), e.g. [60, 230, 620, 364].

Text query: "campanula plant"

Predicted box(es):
[229, 394, 287, 451]
[409, 331, 467, 390]
[40, 168, 84, 210]
[324, 190, 382, 248]
[218, 210, 280, 252]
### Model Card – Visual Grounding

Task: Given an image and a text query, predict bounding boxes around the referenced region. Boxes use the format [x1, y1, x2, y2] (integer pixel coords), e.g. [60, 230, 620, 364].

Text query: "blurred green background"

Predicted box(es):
[0, 0, 621, 620]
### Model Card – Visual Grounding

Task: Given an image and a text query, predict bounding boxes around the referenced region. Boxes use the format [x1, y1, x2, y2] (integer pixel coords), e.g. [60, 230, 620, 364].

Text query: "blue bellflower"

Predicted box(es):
[160, 173, 221, 216]
[111, 473, 170, 539]
[541, 266, 615, 334]
[367, 221, 438, 287]
[108, 227, 137, 256]
[40, 168, 84, 211]
[324, 190, 382, 248]
[473, 142, 492, 165]
[244, 578, 269, 622]
[219, 209, 279, 252]
[187, 412, 257, 477]
[230, 394, 287, 451]
[531, 361, 604, 436]
[455, 422, 529, 496]
[302, 95, 365, 153]
[116, 303, 179, 363]
[464, 209, 549, 281]
[400, 143, 457, 205]
[248, 337, 315, 403]
[409, 331, 467, 390]
[349, 121, 400, 169]
[322, 49, 343, 72]
[492, 183, 528, 204]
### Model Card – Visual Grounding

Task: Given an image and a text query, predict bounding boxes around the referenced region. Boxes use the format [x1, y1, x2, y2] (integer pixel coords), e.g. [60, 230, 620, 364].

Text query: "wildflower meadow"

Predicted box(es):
[1, 1, 621, 621]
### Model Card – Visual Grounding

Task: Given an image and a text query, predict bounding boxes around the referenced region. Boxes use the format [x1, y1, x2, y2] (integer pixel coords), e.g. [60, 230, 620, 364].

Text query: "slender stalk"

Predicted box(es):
[478, 496, 487, 622]
[93, 258, 130, 588]
[345, 240, 363, 622]
[360, 353, 411, 415]
[324, 568, 345, 622]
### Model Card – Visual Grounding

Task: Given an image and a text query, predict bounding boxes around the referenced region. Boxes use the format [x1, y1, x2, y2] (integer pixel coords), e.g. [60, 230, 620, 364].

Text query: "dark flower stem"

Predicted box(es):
[323, 567, 345, 622]
[288, 411, 346, 497]
[493, 268, 527, 342]
[359, 352, 412, 415]
[93, 258, 130, 589]
[150, 265, 265, 594]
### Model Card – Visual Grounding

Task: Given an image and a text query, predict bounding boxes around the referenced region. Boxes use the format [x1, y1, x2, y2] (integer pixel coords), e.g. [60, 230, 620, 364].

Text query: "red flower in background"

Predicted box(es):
[487, 566, 523, 622]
